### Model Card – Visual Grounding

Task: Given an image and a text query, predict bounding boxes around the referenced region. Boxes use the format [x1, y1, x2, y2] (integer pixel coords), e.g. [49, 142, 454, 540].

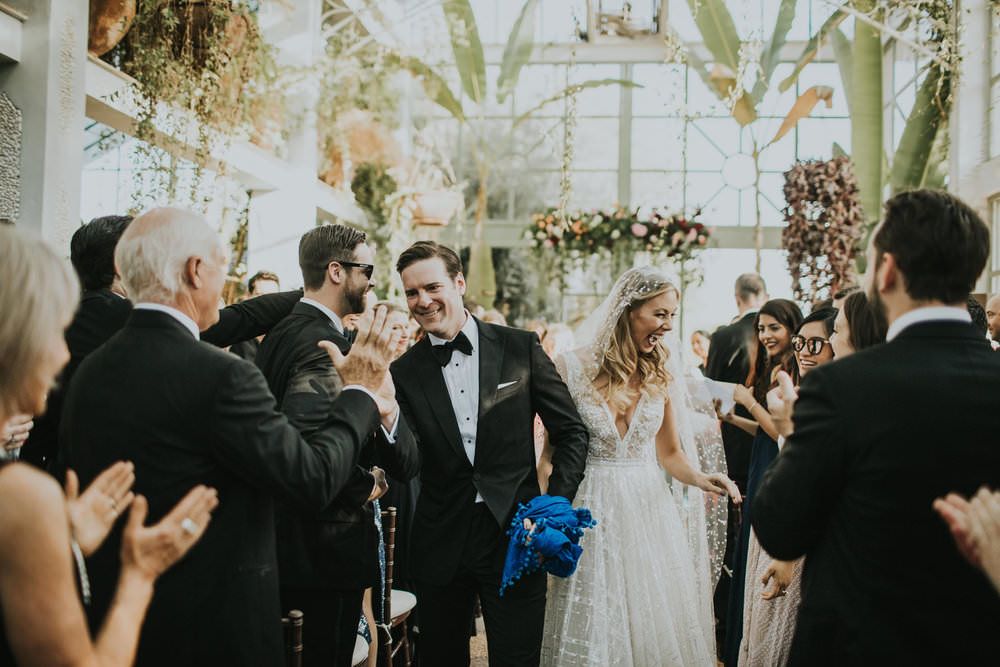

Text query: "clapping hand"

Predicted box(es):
[320, 306, 403, 393]
[933, 487, 1000, 594]
[733, 384, 755, 410]
[2, 414, 33, 452]
[65, 462, 136, 557]
[120, 485, 218, 582]
[766, 371, 798, 438]
[699, 473, 742, 504]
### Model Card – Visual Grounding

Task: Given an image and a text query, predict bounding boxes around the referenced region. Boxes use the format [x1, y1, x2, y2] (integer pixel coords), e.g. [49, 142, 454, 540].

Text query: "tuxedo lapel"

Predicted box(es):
[411, 338, 468, 465]
[476, 320, 505, 420]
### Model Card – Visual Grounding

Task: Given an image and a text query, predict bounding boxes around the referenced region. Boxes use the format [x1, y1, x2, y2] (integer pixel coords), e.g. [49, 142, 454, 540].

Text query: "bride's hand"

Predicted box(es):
[699, 473, 742, 504]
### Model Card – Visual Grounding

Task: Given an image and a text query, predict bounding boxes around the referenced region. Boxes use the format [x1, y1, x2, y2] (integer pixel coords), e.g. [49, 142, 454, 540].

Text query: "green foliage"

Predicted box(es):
[114, 0, 280, 197]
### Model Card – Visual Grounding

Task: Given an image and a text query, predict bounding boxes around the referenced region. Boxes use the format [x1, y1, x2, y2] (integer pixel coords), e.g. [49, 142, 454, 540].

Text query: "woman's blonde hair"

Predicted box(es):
[0, 226, 79, 419]
[599, 282, 677, 413]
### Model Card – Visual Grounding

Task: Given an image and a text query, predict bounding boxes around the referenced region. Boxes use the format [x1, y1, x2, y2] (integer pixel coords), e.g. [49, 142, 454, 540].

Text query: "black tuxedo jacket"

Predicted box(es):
[60, 310, 378, 667]
[26, 288, 301, 471]
[705, 310, 757, 484]
[255, 302, 419, 591]
[390, 319, 588, 585]
[753, 320, 1000, 665]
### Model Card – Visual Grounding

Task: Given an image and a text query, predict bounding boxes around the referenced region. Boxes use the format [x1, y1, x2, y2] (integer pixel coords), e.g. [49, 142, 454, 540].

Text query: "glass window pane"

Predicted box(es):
[573, 118, 619, 169]
[631, 172, 685, 213]
[685, 173, 733, 224]
[570, 64, 624, 116]
[568, 171, 618, 210]
[514, 171, 561, 217]
[514, 64, 567, 115]
[992, 79, 1000, 159]
[666, 0, 703, 42]
[470, 0, 499, 45]
[540, 0, 587, 43]
[686, 119, 732, 172]
[631, 63, 687, 116]
[758, 63, 799, 118]
[795, 118, 850, 162]
[632, 118, 685, 170]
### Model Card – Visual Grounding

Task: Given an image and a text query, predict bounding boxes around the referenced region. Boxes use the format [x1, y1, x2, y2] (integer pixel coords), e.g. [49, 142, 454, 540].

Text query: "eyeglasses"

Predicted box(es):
[332, 260, 374, 280]
[791, 335, 831, 355]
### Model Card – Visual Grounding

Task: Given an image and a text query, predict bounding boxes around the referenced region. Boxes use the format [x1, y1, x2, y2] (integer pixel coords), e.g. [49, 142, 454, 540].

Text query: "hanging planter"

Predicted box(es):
[412, 190, 464, 227]
[88, 0, 137, 56]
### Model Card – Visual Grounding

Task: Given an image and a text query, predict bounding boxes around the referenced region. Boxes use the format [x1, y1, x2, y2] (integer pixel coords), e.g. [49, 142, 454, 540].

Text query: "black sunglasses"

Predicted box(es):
[791, 335, 831, 355]
[332, 260, 374, 280]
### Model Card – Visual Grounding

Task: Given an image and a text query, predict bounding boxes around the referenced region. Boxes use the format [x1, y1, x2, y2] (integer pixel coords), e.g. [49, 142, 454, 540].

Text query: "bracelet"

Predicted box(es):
[748, 401, 759, 413]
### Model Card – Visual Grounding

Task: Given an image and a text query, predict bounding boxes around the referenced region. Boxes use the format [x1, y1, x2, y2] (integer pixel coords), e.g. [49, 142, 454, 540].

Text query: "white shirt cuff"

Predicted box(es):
[343, 385, 398, 443]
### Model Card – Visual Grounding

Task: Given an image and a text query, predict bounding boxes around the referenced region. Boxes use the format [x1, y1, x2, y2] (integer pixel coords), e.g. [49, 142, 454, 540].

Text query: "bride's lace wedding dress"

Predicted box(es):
[540, 351, 717, 666]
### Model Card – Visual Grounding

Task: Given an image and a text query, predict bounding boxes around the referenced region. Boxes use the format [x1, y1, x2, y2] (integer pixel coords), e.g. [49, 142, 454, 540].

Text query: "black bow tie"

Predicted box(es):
[432, 331, 473, 366]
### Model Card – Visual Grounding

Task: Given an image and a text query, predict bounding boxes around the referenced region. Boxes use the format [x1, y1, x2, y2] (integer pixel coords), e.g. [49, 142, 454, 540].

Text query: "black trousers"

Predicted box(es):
[416, 504, 547, 667]
[281, 587, 364, 667]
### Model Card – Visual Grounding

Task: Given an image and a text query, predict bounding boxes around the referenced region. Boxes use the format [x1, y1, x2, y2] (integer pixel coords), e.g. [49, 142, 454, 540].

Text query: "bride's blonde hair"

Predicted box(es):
[598, 282, 677, 413]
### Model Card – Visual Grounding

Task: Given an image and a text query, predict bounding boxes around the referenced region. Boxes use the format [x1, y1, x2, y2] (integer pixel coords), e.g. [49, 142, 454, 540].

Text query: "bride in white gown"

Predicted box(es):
[541, 267, 740, 666]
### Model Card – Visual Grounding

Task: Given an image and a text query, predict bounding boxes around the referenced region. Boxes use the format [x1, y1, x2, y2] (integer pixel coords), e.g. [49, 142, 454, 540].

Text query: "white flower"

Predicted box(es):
[536, 231, 547, 241]
[611, 230, 621, 240]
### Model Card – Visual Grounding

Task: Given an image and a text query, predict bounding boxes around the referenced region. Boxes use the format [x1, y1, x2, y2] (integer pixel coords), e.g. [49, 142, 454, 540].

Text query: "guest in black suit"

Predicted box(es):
[753, 190, 1000, 665]
[61, 208, 404, 667]
[704, 272, 766, 655]
[986, 293, 1000, 342]
[231, 270, 283, 363]
[390, 242, 589, 666]
[256, 225, 418, 666]
[25, 215, 301, 472]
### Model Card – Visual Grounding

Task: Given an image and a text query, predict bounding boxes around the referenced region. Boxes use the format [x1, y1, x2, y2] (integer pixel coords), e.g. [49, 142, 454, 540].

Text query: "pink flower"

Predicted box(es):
[686, 228, 698, 242]
[631, 223, 648, 238]
[543, 239, 554, 249]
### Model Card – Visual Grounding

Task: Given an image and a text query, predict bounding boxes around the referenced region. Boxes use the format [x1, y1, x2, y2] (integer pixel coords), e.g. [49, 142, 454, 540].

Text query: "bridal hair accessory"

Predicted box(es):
[573, 266, 679, 383]
[499, 495, 597, 596]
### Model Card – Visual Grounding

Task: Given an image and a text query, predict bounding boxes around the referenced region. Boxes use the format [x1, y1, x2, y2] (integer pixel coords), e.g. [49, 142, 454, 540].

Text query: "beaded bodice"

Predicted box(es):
[558, 352, 663, 463]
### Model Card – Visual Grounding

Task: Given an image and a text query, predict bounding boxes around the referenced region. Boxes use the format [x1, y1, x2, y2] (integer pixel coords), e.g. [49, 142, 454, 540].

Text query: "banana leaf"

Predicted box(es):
[513, 79, 641, 127]
[685, 0, 741, 72]
[831, 27, 853, 117]
[751, 0, 797, 105]
[779, 4, 850, 92]
[920, 119, 949, 190]
[390, 54, 465, 122]
[709, 65, 757, 126]
[497, 0, 538, 104]
[443, 0, 487, 104]
[890, 64, 950, 193]
[685, 45, 757, 126]
[851, 10, 883, 223]
[767, 85, 834, 146]
[832, 142, 848, 158]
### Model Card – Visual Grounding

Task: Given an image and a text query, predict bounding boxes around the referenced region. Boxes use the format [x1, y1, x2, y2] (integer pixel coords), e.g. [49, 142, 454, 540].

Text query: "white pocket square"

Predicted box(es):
[497, 380, 519, 390]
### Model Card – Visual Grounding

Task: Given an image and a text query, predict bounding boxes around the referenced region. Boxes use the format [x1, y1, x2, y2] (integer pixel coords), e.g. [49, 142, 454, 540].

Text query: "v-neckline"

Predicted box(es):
[570, 353, 644, 444]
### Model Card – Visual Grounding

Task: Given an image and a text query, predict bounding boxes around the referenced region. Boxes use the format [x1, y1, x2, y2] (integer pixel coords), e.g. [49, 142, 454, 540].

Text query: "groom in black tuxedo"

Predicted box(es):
[390, 241, 589, 666]
[753, 190, 1000, 664]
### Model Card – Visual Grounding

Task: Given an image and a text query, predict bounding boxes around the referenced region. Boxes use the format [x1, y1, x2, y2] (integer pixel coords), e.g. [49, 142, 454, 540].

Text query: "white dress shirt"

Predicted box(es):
[133, 302, 200, 339]
[298, 298, 398, 440]
[428, 313, 483, 502]
[885, 306, 972, 342]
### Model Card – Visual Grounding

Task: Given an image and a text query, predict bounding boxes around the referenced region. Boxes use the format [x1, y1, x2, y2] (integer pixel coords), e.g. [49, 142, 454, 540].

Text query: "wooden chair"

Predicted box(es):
[378, 507, 417, 667]
[282, 609, 303, 667]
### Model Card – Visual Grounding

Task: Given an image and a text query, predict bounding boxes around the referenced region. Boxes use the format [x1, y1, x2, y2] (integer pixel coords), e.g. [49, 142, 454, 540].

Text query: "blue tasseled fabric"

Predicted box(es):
[499, 494, 597, 596]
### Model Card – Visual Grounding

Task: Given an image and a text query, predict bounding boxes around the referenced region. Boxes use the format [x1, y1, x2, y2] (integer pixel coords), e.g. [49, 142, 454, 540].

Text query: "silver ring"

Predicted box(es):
[180, 517, 199, 536]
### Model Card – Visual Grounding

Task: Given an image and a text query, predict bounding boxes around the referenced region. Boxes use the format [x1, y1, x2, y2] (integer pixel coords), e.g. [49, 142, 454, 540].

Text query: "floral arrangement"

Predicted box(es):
[527, 205, 710, 266]
[781, 157, 865, 303]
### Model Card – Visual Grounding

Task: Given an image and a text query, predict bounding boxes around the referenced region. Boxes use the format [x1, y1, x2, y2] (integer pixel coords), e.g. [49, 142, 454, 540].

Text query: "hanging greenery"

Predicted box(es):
[107, 0, 280, 200]
[781, 157, 865, 304]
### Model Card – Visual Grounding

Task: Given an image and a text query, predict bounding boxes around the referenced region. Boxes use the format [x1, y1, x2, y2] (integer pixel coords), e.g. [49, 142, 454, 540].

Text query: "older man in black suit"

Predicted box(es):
[61, 208, 402, 667]
[754, 190, 1000, 665]
[390, 241, 589, 666]
[256, 224, 418, 666]
[26, 214, 301, 472]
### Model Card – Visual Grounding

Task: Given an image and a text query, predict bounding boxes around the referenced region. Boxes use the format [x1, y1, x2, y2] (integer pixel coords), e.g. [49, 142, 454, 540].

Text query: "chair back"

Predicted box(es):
[378, 506, 397, 667]
[282, 609, 303, 667]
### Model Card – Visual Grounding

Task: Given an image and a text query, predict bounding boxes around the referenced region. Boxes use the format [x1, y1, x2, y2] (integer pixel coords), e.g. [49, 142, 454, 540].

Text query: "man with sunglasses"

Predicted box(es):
[256, 224, 419, 666]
